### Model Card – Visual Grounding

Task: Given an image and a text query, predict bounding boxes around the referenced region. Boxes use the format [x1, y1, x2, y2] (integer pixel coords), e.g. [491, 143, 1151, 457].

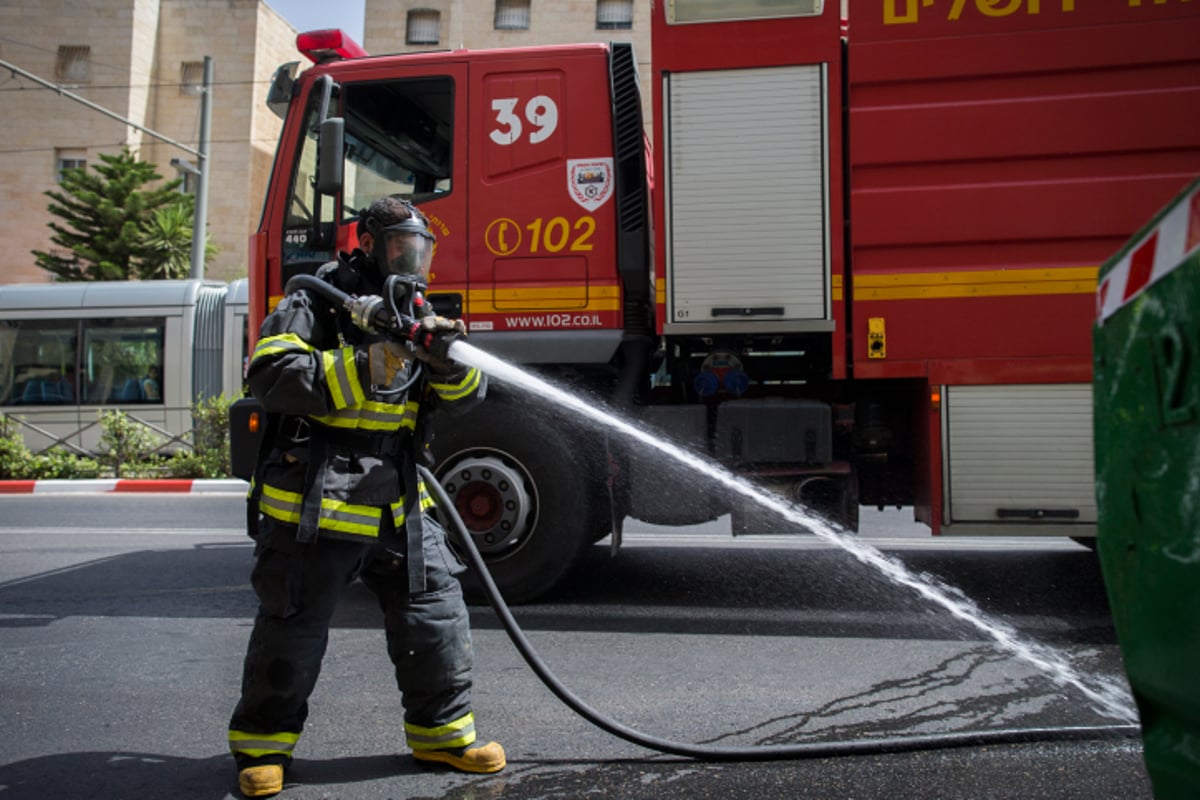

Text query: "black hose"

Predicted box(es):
[285, 273, 353, 305]
[284, 273, 427, 396]
[417, 465, 1140, 761]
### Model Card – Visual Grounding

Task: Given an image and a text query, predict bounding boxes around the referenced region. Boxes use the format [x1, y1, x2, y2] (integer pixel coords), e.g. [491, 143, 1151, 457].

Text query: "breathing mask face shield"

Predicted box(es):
[379, 223, 435, 280]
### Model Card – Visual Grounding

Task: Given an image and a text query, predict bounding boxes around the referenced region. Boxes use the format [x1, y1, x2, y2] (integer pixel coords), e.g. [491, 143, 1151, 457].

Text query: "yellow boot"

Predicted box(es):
[413, 740, 506, 774]
[238, 763, 284, 797]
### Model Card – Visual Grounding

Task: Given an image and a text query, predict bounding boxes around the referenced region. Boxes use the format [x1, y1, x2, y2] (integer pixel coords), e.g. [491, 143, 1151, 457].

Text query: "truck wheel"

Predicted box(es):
[430, 399, 593, 604]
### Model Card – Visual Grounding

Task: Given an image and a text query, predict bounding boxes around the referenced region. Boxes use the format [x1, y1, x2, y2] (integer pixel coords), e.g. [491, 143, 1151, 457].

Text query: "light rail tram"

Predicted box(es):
[0, 278, 248, 455]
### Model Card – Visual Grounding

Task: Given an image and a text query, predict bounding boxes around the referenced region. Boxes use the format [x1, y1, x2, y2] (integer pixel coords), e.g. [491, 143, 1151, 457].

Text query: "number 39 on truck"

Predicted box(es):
[232, 1, 1200, 602]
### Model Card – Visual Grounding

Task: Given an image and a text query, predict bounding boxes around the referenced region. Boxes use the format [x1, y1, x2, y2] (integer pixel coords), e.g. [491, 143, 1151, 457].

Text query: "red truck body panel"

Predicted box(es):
[246, 1, 1200, 574]
[848, 1, 1200, 382]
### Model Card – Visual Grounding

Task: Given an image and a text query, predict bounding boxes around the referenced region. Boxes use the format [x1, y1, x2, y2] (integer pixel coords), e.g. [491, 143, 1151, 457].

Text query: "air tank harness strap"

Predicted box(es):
[295, 422, 426, 594]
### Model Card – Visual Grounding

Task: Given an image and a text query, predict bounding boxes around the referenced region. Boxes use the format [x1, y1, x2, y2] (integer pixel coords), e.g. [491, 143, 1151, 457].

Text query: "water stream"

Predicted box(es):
[447, 340, 1138, 725]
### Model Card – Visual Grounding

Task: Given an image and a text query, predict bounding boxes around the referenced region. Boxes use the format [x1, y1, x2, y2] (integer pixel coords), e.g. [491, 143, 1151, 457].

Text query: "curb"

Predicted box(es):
[0, 479, 249, 495]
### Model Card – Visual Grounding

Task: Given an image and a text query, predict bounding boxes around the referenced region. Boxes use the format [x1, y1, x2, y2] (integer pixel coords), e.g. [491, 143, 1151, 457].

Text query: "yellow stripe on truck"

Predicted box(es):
[853, 266, 1098, 301]
[467, 285, 621, 312]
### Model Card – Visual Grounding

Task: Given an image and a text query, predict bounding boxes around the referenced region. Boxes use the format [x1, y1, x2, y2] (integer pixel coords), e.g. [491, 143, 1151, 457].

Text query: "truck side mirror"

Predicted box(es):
[317, 117, 344, 196]
[266, 61, 299, 120]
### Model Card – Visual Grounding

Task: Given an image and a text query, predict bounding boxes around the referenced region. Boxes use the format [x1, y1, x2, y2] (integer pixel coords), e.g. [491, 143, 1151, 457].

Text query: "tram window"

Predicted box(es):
[81, 318, 165, 405]
[0, 320, 78, 405]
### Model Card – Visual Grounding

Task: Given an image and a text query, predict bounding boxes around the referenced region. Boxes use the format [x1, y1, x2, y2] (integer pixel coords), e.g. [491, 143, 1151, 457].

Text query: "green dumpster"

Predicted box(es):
[1094, 176, 1200, 799]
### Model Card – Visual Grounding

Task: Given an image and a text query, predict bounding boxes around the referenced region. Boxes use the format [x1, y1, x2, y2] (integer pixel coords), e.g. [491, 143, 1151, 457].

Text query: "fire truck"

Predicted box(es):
[234, 0, 1200, 602]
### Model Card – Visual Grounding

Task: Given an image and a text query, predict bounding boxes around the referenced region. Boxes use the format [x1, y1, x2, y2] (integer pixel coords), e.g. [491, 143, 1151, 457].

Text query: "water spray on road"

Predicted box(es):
[446, 339, 1138, 726]
[283, 272, 1139, 757]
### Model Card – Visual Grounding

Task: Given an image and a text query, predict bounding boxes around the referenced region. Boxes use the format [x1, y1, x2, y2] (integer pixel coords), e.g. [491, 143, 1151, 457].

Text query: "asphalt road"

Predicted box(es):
[0, 495, 1150, 799]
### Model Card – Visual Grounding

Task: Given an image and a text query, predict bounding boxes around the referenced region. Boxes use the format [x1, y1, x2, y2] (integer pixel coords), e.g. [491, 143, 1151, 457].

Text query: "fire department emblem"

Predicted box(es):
[567, 158, 614, 211]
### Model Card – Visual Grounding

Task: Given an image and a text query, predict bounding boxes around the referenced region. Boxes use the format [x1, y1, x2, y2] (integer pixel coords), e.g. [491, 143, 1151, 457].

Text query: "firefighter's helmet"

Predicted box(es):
[358, 195, 436, 280]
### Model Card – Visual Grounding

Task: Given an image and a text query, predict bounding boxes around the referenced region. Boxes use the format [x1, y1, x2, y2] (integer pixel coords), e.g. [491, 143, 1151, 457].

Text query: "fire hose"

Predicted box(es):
[287, 272, 1140, 760]
[420, 464, 1138, 760]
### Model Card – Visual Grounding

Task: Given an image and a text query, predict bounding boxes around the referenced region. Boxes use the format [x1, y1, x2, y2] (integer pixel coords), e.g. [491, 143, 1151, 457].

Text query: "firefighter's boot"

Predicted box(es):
[412, 740, 506, 774]
[238, 763, 284, 797]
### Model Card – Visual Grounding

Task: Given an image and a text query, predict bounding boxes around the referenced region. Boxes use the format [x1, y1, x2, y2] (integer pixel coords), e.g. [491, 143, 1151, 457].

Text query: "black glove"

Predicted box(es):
[412, 316, 466, 371]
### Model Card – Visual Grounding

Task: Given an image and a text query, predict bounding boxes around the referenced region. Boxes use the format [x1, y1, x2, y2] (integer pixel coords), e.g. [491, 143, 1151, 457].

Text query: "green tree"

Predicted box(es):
[32, 149, 201, 281]
[141, 202, 216, 279]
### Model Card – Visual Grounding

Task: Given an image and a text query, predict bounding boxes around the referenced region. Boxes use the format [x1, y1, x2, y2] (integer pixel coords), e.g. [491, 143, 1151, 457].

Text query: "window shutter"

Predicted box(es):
[180, 61, 204, 96]
[596, 0, 633, 29]
[494, 0, 531, 30]
[407, 9, 441, 45]
[56, 45, 91, 84]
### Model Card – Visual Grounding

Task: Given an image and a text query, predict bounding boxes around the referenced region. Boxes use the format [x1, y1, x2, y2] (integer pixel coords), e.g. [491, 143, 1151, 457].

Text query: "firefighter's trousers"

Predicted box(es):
[228, 515, 474, 768]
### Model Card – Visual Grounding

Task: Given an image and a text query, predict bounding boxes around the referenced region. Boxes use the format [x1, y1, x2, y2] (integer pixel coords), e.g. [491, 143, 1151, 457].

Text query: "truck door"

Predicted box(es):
[465, 48, 624, 361]
[333, 65, 469, 315]
[271, 63, 469, 313]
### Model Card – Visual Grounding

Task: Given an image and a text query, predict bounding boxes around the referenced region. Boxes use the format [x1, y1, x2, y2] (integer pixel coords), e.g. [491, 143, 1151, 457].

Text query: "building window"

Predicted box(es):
[495, 0, 531, 30]
[55, 45, 91, 84]
[179, 61, 204, 96]
[407, 9, 441, 45]
[596, 0, 633, 29]
[56, 149, 87, 184]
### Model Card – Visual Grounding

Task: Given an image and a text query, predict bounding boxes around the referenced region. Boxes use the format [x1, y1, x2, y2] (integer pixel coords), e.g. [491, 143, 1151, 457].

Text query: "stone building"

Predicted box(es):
[0, 0, 300, 284]
[0, 0, 648, 285]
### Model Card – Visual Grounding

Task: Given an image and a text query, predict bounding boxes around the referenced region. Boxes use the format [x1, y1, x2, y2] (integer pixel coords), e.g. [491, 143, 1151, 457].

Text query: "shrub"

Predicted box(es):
[1, 397, 235, 480]
[164, 395, 232, 478]
[0, 415, 101, 479]
[27, 447, 102, 479]
[97, 409, 163, 478]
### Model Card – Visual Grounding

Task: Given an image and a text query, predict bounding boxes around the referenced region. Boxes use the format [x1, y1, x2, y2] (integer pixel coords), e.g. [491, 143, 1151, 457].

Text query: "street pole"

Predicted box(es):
[190, 56, 213, 279]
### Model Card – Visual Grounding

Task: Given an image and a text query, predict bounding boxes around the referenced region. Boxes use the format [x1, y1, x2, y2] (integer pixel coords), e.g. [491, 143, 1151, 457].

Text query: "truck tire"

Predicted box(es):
[429, 397, 593, 604]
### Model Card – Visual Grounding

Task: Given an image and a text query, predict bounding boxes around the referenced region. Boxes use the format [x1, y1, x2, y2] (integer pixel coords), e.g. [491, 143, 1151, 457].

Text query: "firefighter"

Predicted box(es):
[228, 196, 505, 798]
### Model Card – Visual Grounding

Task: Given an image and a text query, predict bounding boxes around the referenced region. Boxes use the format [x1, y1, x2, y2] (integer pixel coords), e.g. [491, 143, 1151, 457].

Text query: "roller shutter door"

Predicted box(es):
[945, 384, 1095, 526]
[664, 64, 829, 332]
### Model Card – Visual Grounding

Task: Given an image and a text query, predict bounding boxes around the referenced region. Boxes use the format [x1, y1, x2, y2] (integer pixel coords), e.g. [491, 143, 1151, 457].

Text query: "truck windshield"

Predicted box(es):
[339, 76, 454, 220]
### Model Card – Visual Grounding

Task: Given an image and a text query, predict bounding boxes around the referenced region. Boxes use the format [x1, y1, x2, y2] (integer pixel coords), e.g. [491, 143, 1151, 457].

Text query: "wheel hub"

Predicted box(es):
[437, 452, 535, 555]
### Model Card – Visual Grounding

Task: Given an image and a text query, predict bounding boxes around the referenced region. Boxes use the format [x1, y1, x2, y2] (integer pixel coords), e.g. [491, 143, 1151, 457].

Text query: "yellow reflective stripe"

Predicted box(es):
[229, 729, 299, 757]
[318, 500, 383, 537]
[389, 483, 436, 524]
[418, 482, 436, 512]
[323, 346, 365, 410]
[430, 367, 481, 402]
[311, 400, 418, 430]
[405, 712, 476, 750]
[260, 484, 303, 524]
[252, 332, 314, 363]
[259, 483, 390, 538]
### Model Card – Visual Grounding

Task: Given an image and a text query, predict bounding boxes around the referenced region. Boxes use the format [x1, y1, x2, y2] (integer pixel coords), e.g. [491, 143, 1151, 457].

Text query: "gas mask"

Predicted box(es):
[377, 221, 435, 280]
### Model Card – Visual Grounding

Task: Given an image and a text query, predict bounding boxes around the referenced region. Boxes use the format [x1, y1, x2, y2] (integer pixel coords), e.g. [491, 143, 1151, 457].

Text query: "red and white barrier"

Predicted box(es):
[1097, 182, 1200, 323]
[0, 479, 248, 494]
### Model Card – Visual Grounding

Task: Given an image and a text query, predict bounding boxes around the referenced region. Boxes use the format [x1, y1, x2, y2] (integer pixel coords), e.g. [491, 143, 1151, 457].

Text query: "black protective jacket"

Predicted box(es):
[247, 251, 485, 565]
